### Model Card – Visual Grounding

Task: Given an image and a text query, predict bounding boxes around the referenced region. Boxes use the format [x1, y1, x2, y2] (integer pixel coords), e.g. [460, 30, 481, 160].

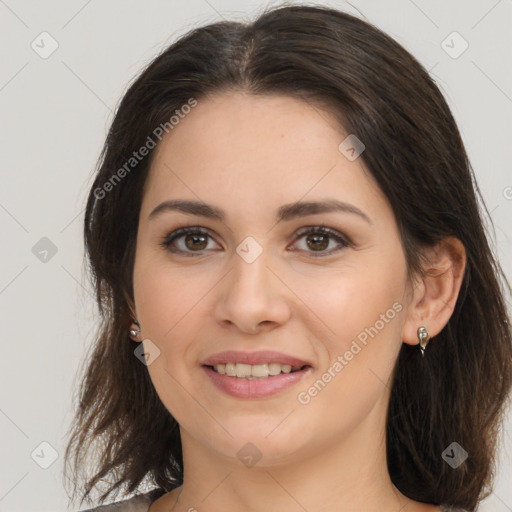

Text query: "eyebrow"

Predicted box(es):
[148, 199, 372, 224]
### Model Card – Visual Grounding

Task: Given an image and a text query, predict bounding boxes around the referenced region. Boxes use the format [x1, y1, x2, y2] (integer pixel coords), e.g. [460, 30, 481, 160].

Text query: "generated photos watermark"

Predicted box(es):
[297, 301, 403, 405]
[94, 97, 197, 200]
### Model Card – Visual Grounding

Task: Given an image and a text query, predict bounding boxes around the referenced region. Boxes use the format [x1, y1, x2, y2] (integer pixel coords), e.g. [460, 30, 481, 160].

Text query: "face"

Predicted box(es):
[132, 92, 413, 466]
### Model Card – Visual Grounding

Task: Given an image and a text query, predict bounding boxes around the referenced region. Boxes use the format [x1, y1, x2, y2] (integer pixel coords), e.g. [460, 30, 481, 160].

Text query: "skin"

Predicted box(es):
[130, 92, 466, 512]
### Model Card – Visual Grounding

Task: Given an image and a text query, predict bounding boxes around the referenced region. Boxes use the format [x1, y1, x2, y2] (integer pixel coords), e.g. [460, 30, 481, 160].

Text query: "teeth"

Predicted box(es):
[269, 363, 283, 375]
[252, 364, 269, 377]
[236, 363, 252, 378]
[212, 362, 297, 378]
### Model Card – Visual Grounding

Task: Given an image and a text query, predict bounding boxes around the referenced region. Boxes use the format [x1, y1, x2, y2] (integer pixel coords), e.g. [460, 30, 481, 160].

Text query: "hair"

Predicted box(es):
[63, 4, 512, 511]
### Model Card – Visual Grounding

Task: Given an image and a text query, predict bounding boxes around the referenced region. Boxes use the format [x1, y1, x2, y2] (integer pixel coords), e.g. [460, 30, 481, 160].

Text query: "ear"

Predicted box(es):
[402, 236, 466, 346]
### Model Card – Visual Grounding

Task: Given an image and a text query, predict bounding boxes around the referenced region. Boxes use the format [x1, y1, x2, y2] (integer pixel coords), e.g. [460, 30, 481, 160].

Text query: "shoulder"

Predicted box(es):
[78, 490, 161, 512]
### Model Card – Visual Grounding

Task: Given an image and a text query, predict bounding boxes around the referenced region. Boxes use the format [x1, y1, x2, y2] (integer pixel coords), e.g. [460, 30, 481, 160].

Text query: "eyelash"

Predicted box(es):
[160, 225, 351, 258]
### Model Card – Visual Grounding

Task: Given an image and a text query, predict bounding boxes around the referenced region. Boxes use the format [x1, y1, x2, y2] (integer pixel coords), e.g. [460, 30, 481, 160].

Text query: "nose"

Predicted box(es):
[213, 248, 292, 334]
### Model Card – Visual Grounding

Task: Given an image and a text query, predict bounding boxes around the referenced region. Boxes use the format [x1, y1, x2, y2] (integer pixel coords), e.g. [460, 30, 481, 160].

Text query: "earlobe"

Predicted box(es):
[402, 236, 466, 349]
[126, 299, 142, 342]
[417, 326, 430, 357]
[129, 319, 142, 342]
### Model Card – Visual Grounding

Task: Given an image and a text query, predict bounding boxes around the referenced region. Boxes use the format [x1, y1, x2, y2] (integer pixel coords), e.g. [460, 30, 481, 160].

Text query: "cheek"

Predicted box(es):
[291, 269, 405, 443]
[289, 255, 406, 353]
[133, 255, 217, 343]
[133, 258, 213, 423]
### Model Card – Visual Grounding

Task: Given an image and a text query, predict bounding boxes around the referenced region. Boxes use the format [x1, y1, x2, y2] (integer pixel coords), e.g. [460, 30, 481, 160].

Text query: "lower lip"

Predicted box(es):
[203, 366, 312, 399]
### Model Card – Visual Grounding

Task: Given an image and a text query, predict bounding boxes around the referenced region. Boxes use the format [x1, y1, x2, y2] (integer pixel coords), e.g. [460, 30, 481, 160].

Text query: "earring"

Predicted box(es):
[417, 326, 429, 357]
[129, 320, 141, 340]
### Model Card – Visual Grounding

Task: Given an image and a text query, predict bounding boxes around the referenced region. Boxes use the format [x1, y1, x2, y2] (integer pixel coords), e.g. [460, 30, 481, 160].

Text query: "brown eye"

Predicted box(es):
[161, 225, 350, 258]
[305, 233, 329, 251]
[184, 233, 208, 251]
[161, 227, 220, 256]
[293, 226, 350, 257]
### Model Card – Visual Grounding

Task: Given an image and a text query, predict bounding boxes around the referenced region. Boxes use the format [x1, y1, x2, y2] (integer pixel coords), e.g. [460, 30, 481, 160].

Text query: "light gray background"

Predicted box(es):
[1, 1, 511, 511]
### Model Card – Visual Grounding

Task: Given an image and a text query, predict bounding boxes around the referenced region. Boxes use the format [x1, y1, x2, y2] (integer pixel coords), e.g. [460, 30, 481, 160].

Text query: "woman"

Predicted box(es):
[63, 5, 512, 512]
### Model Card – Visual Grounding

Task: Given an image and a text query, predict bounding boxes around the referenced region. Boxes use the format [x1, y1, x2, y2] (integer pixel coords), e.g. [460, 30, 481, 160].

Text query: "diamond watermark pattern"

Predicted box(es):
[237, 442, 262, 468]
[338, 134, 365, 161]
[32, 237, 58, 263]
[441, 31, 469, 59]
[236, 236, 263, 264]
[442, 441, 468, 468]
[134, 338, 161, 366]
[31, 441, 59, 469]
[31, 31, 59, 59]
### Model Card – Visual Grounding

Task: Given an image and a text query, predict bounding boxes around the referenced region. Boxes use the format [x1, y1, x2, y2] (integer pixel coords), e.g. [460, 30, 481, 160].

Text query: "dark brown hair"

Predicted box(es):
[63, 5, 512, 511]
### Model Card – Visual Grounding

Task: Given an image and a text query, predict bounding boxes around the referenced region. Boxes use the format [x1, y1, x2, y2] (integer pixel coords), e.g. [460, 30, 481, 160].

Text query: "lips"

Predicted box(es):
[201, 350, 312, 368]
[201, 350, 313, 399]
[203, 365, 312, 398]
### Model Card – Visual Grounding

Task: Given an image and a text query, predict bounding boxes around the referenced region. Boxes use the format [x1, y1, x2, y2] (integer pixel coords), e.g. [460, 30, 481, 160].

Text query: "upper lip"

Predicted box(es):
[201, 350, 312, 368]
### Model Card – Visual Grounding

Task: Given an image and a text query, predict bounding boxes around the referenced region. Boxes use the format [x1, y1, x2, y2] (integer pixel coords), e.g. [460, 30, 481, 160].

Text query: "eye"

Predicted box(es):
[291, 226, 351, 257]
[161, 225, 351, 257]
[161, 226, 221, 256]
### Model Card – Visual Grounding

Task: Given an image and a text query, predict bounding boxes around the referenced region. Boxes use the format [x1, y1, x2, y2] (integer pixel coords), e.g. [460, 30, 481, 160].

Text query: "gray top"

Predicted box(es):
[79, 492, 155, 512]
[79, 493, 466, 512]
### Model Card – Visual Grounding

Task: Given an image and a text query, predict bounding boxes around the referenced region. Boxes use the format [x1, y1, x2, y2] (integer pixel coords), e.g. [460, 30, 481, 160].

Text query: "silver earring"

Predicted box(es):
[417, 326, 429, 357]
[129, 320, 141, 339]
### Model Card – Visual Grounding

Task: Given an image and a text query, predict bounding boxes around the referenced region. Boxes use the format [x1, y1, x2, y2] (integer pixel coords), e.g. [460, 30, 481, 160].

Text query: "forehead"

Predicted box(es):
[151, 92, 344, 173]
[141, 92, 388, 224]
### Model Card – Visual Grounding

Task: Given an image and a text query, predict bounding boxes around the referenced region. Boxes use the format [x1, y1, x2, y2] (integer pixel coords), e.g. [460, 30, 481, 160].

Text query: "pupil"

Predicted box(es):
[307, 234, 328, 251]
[186, 234, 207, 250]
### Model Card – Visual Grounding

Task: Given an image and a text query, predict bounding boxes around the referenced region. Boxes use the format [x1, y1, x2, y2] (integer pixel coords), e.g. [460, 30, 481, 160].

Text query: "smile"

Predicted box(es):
[203, 364, 312, 398]
[210, 362, 305, 379]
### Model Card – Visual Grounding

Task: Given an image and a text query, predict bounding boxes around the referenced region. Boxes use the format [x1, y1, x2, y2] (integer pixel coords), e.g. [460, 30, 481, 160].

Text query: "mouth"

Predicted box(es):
[200, 351, 313, 398]
[202, 364, 312, 398]
[205, 362, 310, 379]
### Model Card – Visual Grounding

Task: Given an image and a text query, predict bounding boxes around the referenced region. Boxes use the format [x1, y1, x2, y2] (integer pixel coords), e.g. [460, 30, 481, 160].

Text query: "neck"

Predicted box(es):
[168, 395, 414, 512]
